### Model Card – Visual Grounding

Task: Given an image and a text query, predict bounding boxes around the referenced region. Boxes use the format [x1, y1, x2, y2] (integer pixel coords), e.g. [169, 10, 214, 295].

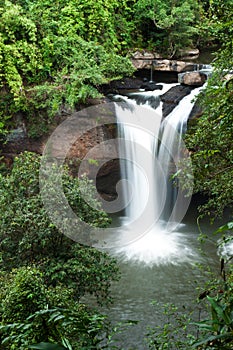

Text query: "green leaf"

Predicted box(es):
[61, 337, 73, 350]
[207, 296, 231, 325]
[214, 222, 233, 234]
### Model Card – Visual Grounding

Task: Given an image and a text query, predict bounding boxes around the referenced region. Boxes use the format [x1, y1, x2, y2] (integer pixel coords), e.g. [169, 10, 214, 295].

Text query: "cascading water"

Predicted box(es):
[113, 83, 205, 265]
[156, 86, 205, 227]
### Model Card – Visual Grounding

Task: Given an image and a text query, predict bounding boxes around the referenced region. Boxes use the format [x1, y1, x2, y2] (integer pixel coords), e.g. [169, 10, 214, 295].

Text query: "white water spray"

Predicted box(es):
[114, 84, 204, 265]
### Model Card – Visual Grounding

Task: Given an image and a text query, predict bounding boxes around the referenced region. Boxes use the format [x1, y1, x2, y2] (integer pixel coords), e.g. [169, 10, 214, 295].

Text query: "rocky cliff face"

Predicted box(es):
[1, 100, 120, 201]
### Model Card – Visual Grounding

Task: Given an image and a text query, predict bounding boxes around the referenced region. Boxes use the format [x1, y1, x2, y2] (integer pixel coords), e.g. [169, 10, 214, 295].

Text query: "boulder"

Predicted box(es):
[178, 71, 207, 86]
[130, 50, 161, 70]
[131, 59, 153, 70]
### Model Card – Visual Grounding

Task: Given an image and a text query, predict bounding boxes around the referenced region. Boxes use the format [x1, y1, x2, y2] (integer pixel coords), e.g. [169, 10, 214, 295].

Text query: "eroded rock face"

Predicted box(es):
[130, 50, 162, 70]
[153, 59, 192, 72]
[178, 71, 207, 86]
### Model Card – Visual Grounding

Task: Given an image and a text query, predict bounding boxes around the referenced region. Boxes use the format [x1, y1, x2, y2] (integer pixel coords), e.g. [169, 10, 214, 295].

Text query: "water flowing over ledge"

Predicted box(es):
[111, 83, 205, 265]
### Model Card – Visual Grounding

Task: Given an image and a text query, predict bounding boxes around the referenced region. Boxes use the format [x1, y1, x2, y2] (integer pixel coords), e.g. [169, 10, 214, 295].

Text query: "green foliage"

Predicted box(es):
[0, 0, 39, 136]
[0, 1, 38, 93]
[185, 54, 233, 218]
[0, 267, 112, 349]
[1, 267, 47, 324]
[0, 0, 135, 138]
[0, 151, 121, 348]
[134, 0, 200, 56]
[192, 257, 233, 349]
[0, 151, 119, 304]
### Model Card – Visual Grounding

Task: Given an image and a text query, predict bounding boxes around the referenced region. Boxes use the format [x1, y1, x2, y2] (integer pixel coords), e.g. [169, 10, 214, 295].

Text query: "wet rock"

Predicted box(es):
[127, 93, 160, 110]
[96, 159, 120, 199]
[161, 85, 194, 118]
[140, 81, 163, 91]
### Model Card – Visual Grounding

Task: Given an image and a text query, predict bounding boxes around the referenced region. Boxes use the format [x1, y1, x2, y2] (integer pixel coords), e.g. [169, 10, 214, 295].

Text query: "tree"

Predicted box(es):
[0, 0, 135, 138]
[134, 0, 200, 57]
[0, 1, 39, 138]
[195, 0, 233, 47]
[185, 7, 233, 219]
[0, 152, 119, 304]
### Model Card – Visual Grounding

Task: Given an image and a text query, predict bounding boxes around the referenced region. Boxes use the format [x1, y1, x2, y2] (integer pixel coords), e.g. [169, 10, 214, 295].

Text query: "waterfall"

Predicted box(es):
[156, 86, 204, 228]
[113, 84, 204, 265]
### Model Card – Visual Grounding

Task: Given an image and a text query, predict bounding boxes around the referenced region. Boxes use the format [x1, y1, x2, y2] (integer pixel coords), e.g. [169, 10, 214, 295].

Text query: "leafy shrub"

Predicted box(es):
[0, 267, 111, 349]
[0, 152, 119, 304]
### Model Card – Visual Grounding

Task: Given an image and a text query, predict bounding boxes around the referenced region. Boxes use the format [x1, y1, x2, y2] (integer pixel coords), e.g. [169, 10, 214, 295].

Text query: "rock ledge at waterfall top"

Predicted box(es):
[130, 49, 201, 73]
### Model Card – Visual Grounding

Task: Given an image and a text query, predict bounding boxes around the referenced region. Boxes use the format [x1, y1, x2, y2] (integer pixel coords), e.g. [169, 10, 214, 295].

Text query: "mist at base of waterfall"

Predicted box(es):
[111, 220, 200, 266]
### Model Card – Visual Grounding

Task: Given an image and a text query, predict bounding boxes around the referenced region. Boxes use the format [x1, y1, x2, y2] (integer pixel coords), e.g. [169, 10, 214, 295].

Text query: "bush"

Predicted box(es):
[0, 267, 111, 349]
[0, 152, 119, 304]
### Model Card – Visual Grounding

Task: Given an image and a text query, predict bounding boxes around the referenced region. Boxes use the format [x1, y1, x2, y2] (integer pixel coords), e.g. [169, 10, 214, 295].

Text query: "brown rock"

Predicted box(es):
[179, 72, 207, 86]
[131, 50, 161, 60]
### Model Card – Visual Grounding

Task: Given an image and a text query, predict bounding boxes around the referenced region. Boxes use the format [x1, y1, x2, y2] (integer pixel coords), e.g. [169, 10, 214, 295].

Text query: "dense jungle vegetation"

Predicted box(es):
[0, 0, 231, 137]
[0, 0, 233, 349]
